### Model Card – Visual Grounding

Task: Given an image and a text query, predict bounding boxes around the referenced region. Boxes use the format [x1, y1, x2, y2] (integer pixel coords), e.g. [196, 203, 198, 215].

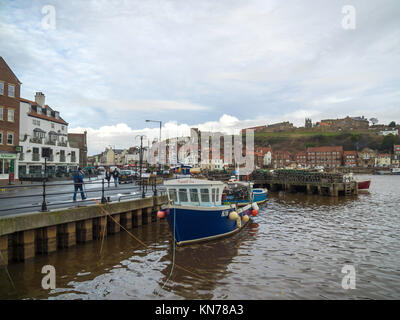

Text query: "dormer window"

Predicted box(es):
[37, 106, 42, 114]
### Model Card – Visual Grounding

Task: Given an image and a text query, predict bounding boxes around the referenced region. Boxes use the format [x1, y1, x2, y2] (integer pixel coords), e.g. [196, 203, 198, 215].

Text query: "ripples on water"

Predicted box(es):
[0, 175, 399, 299]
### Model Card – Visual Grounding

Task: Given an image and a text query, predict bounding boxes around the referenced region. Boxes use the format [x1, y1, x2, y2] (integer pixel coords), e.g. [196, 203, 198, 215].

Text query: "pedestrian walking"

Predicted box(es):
[112, 168, 120, 187]
[105, 167, 112, 187]
[73, 167, 86, 201]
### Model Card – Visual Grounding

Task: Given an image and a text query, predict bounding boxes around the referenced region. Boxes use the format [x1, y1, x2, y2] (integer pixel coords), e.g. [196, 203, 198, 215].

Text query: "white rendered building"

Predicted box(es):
[18, 92, 80, 176]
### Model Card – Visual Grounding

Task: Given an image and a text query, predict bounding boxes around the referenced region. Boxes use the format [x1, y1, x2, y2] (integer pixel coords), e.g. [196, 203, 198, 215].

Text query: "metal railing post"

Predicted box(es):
[142, 178, 146, 198]
[101, 178, 107, 204]
[153, 178, 157, 196]
[41, 178, 48, 211]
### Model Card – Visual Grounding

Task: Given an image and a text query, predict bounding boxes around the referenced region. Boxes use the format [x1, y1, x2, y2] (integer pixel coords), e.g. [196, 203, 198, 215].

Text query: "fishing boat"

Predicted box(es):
[222, 181, 268, 206]
[160, 178, 258, 245]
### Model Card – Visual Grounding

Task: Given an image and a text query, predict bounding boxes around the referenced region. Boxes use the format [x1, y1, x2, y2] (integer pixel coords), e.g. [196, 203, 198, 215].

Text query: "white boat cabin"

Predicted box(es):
[164, 178, 225, 206]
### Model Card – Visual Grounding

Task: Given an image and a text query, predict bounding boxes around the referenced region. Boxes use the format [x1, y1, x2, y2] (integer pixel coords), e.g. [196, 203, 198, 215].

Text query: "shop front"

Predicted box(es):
[0, 152, 18, 184]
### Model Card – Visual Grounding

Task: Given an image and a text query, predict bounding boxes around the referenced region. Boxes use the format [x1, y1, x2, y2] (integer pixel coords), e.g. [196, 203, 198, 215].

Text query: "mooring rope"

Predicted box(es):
[92, 200, 212, 290]
[156, 206, 177, 296]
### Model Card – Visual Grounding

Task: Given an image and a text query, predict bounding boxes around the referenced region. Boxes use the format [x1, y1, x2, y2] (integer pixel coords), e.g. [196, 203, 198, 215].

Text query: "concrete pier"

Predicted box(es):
[0, 195, 168, 266]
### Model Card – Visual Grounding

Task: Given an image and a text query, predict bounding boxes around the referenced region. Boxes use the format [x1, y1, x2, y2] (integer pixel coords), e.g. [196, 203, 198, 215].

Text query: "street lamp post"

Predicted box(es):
[136, 135, 146, 198]
[145, 120, 162, 171]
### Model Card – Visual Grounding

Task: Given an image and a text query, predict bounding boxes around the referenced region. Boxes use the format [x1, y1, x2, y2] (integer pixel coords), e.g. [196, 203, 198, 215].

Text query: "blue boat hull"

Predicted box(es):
[165, 205, 252, 245]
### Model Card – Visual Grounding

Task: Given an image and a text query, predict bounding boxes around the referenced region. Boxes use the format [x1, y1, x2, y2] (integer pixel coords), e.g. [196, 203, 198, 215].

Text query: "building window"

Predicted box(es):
[0, 106, 3, 120]
[0, 82, 4, 95]
[8, 109, 14, 122]
[7, 132, 14, 145]
[8, 84, 15, 97]
[51, 123, 54, 129]
[33, 119, 41, 126]
[0, 131, 2, 144]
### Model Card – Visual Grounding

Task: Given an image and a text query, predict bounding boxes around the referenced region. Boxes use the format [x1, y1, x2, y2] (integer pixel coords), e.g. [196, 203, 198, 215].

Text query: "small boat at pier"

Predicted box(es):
[160, 178, 258, 245]
[357, 180, 371, 190]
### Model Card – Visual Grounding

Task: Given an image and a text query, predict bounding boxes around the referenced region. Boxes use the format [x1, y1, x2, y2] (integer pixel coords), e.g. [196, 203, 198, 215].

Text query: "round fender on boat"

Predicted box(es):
[251, 209, 258, 217]
[229, 211, 239, 220]
[157, 210, 165, 219]
[242, 214, 249, 223]
[252, 202, 259, 211]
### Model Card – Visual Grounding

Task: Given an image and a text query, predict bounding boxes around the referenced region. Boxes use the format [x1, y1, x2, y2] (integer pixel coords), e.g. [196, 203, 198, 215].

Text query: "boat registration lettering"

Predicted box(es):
[221, 210, 230, 217]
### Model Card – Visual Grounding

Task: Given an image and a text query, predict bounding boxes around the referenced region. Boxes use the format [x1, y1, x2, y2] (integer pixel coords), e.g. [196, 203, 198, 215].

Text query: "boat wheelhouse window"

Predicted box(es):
[189, 188, 199, 202]
[200, 188, 210, 202]
[216, 188, 219, 203]
[178, 188, 188, 202]
[168, 188, 177, 202]
[211, 188, 216, 203]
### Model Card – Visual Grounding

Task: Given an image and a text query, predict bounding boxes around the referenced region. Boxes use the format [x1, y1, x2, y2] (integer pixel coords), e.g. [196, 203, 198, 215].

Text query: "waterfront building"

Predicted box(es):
[306, 146, 343, 168]
[357, 148, 377, 168]
[68, 131, 88, 168]
[343, 151, 358, 167]
[0, 57, 21, 184]
[375, 153, 391, 167]
[18, 93, 80, 176]
[272, 150, 292, 169]
[392, 145, 400, 167]
[255, 147, 272, 167]
[295, 151, 307, 167]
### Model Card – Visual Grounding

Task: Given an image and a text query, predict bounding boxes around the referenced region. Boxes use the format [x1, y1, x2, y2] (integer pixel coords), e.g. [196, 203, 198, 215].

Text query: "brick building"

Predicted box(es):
[272, 150, 292, 168]
[306, 146, 343, 168]
[0, 57, 21, 184]
[68, 131, 88, 168]
[393, 145, 400, 167]
[343, 151, 357, 167]
[295, 151, 307, 167]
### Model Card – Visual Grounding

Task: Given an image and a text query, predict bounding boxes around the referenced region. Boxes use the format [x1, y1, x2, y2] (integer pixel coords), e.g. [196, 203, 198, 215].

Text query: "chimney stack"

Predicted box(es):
[35, 92, 45, 107]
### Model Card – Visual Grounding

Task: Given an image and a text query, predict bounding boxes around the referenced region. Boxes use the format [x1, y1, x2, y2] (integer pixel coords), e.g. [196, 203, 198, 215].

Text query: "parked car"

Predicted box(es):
[119, 170, 135, 184]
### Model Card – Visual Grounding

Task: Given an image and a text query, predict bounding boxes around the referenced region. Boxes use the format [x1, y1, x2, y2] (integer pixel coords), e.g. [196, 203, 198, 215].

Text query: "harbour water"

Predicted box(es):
[0, 175, 399, 299]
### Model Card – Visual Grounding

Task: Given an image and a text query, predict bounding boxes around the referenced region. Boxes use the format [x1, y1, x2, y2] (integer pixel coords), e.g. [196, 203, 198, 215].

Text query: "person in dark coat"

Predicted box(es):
[73, 167, 86, 201]
[105, 168, 112, 187]
[112, 168, 120, 187]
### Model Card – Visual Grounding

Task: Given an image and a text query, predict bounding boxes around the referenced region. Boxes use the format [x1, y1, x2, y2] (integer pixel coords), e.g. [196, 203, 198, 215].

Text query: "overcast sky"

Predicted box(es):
[1, 0, 399, 154]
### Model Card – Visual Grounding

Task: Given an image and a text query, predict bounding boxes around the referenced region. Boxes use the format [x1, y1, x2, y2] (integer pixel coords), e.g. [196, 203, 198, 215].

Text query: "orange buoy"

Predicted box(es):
[251, 209, 258, 217]
[157, 210, 165, 219]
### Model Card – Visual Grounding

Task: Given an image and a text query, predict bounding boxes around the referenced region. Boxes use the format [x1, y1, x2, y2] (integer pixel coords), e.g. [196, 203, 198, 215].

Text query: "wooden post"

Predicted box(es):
[93, 216, 107, 239]
[120, 212, 132, 229]
[0, 235, 8, 266]
[76, 219, 93, 243]
[15, 230, 35, 261]
[143, 207, 152, 225]
[107, 214, 120, 234]
[306, 184, 312, 195]
[36, 226, 57, 254]
[57, 222, 76, 248]
[133, 209, 143, 227]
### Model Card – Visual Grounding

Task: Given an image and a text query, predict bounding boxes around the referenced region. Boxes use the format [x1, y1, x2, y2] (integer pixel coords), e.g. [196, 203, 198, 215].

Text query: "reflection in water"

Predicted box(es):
[0, 175, 399, 299]
[158, 223, 259, 299]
